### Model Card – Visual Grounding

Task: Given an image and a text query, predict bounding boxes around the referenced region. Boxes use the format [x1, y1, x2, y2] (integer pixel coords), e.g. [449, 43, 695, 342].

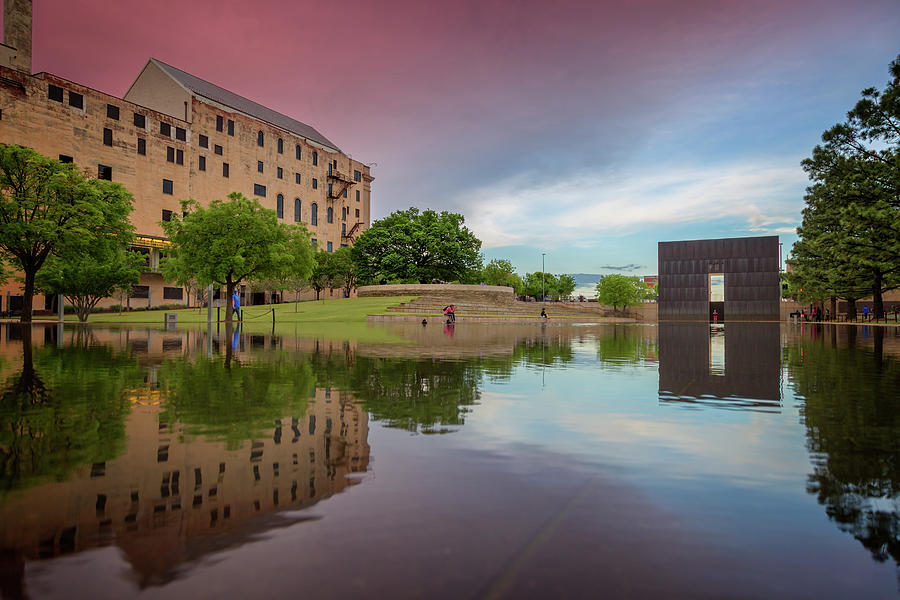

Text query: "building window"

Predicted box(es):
[257, 130, 264, 147]
[227, 120, 234, 136]
[327, 241, 333, 252]
[167, 147, 175, 162]
[134, 113, 146, 128]
[356, 189, 360, 201]
[223, 163, 229, 177]
[341, 207, 346, 220]
[312, 151, 318, 166]
[68, 91, 83, 109]
[327, 207, 333, 223]
[137, 138, 146, 155]
[160, 122, 171, 136]
[199, 155, 206, 171]
[176, 149, 184, 165]
[254, 184, 266, 197]
[175, 127, 186, 141]
[257, 161, 264, 173]
[97, 165, 112, 181]
[277, 138, 283, 154]
[163, 179, 173, 195]
[312, 178, 317, 189]
[162, 209, 173, 222]
[277, 167, 283, 179]
[295, 144, 301, 160]
[294, 198, 301, 222]
[216, 115, 223, 132]
[48, 84, 63, 102]
[277, 194, 284, 219]
[311, 203, 318, 226]
[354, 170, 361, 182]
[58, 154, 73, 163]
[214, 144, 223, 156]
[103, 128, 113, 146]
[342, 188, 347, 198]
[199, 134, 208, 148]
[342, 223, 346, 235]
[355, 208, 360, 218]
[311, 238, 317, 247]
[163, 287, 183, 300]
[328, 183, 333, 197]
[295, 173, 301, 184]
[107, 104, 119, 120]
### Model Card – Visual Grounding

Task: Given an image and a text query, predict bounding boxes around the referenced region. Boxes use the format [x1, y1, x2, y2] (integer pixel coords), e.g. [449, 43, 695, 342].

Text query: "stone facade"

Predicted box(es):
[0, 1, 371, 313]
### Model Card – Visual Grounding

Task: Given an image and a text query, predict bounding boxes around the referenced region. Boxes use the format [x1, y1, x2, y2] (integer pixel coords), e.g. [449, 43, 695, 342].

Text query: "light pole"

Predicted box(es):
[541, 253, 545, 302]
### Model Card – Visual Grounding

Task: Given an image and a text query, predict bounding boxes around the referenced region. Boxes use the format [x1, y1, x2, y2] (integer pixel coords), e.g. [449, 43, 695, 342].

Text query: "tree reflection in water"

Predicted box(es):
[787, 326, 900, 568]
[0, 326, 140, 495]
[156, 349, 316, 450]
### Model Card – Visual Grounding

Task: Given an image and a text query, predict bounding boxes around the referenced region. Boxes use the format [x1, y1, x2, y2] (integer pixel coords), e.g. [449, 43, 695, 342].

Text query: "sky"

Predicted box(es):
[23, 0, 900, 277]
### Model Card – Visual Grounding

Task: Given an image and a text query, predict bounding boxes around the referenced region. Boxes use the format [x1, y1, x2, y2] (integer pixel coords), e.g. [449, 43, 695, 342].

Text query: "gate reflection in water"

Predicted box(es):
[0, 322, 899, 598]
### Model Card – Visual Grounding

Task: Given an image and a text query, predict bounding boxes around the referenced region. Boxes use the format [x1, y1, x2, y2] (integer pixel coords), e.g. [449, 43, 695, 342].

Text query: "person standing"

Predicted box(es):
[232, 289, 242, 321]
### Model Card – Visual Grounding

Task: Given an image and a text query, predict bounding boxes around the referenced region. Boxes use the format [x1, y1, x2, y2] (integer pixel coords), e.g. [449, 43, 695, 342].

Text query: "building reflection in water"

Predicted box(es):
[658, 322, 781, 411]
[0, 324, 370, 590]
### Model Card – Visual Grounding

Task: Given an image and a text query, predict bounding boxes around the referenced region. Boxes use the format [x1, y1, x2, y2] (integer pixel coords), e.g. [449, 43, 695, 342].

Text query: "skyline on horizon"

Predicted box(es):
[16, 0, 900, 276]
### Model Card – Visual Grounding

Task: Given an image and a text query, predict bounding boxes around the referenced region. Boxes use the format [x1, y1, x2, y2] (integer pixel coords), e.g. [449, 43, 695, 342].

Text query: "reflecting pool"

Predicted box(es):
[0, 321, 899, 599]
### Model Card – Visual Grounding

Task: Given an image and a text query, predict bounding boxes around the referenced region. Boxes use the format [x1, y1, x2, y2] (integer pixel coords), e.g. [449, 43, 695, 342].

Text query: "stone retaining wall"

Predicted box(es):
[357, 284, 516, 304]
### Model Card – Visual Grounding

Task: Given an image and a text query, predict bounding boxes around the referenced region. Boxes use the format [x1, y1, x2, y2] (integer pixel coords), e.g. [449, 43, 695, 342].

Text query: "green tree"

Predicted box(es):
[794, 55, 900, 318]
[36, 238, 144, 322]
[161, 193, 314, 323]
[596, 274, 645, 311]
[0, 145, 136, 322]
[307, 251, 333, 301]
[351, 208, 483, 284]
[480, 259, 524, 294]
[522, 271, 558, 300]
[326, 246, 360, 298]
[556, 274, 576, 300]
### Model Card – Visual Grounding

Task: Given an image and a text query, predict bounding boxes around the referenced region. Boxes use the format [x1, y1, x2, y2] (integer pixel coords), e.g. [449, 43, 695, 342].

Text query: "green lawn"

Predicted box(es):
[39, 296, 415, 324]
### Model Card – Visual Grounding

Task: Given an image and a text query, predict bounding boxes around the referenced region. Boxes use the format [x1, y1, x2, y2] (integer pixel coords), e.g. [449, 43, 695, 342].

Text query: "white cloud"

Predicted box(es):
[461, 158, 808, 249]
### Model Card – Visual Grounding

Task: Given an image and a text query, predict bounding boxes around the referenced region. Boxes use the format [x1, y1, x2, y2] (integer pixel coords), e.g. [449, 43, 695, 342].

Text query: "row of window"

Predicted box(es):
[50, 84, 366, 181]
[50, 83, 189, 142]
[156, 196, 359, 229]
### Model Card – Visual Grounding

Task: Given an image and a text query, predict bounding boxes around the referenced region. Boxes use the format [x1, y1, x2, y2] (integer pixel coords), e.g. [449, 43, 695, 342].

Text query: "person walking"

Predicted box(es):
[232, 289, 242, 321]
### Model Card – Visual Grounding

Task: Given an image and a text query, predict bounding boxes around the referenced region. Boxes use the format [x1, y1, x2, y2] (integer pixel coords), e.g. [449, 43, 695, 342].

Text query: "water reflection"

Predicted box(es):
[1, 322, 899, 597]
[786, 325, 900, 569]
[658, 322, 782, 411]
[0, 324, 369, 591]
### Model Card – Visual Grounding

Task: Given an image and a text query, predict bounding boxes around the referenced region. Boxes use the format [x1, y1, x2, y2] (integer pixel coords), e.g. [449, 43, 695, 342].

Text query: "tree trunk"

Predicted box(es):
[846, 298, 857, 321]
[225, 280, 234, 324]
[20, 269, 35, 323]
[872, 270, 884, 319]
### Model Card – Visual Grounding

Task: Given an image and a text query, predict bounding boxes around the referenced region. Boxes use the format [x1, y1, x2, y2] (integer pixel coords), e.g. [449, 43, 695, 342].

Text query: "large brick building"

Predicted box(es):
[0, 0, 372, 312]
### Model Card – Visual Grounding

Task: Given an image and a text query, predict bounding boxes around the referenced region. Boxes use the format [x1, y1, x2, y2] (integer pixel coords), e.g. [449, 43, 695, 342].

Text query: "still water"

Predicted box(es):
[0, 321, 898, 599]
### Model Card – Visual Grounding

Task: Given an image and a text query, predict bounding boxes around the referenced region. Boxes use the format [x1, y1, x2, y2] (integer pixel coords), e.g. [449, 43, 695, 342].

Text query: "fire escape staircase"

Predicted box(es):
[327, 165, 356, 199]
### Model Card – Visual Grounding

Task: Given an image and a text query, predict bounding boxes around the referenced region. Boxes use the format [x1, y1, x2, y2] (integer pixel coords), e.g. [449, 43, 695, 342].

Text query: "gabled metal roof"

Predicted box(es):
[150, 58, 340, 153]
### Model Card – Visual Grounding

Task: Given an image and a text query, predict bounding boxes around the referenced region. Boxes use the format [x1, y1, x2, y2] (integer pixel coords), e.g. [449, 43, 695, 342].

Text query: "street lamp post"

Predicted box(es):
[541, 253, 545, 302]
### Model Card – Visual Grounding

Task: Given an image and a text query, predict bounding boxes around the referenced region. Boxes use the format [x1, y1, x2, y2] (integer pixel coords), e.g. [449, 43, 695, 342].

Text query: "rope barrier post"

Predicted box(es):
[272, 308, 275, 328]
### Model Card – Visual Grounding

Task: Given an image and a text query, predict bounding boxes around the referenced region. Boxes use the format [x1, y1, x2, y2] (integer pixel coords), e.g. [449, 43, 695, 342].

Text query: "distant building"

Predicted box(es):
[0, 0, 372, 313]
[658, 236, 780, 321]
